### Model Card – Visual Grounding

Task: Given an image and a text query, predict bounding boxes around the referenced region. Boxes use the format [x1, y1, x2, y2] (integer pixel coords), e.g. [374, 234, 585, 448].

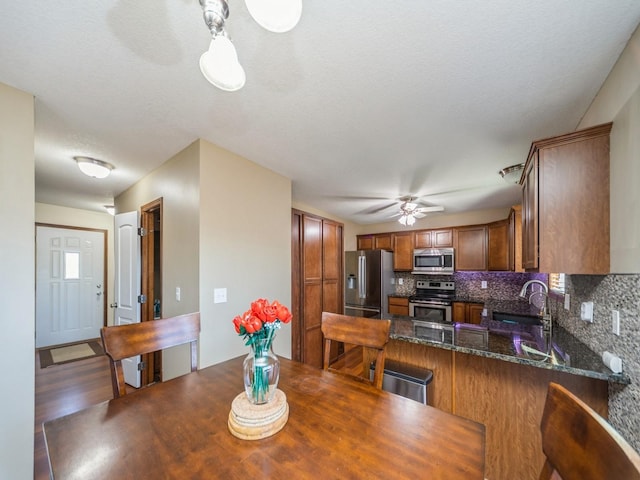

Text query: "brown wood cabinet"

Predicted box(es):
[487, 219, 509, 271]
[414, 228, 453, 249]
[521, 123, 611, 273]
[392, 232, 413, 271]
[385, 339, 608, 480]
[509, 205, 523, 272]
[452, 301, 483, 324]
[357, 233, 392, 251]
[291, 210, 344, 368]
[454, 225, 487, 271]
[388, 296, 409, 316]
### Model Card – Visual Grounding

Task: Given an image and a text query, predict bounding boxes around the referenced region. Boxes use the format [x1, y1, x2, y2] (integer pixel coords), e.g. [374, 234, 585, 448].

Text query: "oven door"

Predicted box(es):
[409, 302, 452, 322]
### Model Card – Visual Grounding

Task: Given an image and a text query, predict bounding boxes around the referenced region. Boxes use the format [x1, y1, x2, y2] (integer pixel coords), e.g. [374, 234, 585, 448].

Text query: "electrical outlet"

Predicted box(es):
[612, 310, 620, 336]
[564, 293, 570, 310]
[580, 301, 593, 322]
[175, 287, 181, 302]
[481, 281, 487, 289]
[398, 278, 403, 285]
[214, 288, 227, 304]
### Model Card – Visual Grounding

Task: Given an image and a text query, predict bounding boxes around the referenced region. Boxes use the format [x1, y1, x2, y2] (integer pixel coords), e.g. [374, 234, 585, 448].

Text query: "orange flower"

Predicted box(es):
[272, 300, 292, 323]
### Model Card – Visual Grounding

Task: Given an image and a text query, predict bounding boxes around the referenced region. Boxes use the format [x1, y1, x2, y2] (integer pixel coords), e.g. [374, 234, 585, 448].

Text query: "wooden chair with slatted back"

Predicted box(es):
[100, 312, 201, 399]
[539, 382, 640, 480]
[321, 312, 391, 389]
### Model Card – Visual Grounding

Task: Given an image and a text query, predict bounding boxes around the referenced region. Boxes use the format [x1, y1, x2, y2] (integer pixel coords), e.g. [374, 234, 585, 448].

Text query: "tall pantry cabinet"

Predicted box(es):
[291, 210, 344, 368]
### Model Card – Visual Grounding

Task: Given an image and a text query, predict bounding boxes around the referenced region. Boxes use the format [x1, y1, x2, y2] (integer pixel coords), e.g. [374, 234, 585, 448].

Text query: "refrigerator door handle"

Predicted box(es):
[358, 255, 366, 299]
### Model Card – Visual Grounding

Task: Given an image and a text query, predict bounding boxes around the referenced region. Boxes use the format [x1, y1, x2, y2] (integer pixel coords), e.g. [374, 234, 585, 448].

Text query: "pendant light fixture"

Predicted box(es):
[74, 156, 114, 179]
[199, 0, 245, 92]
[244, 0, 302, 33]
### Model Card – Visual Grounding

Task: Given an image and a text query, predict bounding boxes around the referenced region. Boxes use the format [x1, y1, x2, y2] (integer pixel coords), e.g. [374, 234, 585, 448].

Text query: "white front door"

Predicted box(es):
[114, 211, 142, 388]
[36, 226, 105, 348]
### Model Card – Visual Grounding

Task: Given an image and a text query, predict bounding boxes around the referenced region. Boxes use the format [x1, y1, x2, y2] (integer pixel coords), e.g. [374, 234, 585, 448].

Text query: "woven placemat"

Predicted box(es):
[228, 389, 289, 440]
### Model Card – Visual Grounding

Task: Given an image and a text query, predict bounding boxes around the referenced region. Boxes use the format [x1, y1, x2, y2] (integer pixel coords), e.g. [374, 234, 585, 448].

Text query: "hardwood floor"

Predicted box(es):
[34, 349, 113, 479]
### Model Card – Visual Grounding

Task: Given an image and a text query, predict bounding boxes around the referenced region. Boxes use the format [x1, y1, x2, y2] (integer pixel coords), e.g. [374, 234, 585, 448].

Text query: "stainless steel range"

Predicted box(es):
[409, 280, 455, 322]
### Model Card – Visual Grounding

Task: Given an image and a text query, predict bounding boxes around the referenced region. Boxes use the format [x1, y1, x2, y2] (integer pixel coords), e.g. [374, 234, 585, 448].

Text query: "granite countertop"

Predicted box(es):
[379, 313, 630, 385]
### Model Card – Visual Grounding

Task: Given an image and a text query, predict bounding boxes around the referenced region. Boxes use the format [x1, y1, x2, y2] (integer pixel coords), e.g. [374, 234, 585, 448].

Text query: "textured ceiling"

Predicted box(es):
[1, 1, 639, 224]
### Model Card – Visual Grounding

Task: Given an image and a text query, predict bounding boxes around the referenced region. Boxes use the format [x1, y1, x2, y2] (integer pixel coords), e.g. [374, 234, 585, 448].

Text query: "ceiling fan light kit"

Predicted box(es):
[74, 156, 114, 179]
[396, 198, 444, 227]
[198, 0, 302, 92]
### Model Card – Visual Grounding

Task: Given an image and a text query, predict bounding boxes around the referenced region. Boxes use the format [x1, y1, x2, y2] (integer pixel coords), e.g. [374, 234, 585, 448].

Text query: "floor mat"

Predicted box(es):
[39, 340, 104, 368]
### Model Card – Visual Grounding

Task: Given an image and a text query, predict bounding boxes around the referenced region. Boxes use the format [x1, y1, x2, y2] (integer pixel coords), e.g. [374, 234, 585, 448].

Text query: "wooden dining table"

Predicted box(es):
[43, 356, 485, 479]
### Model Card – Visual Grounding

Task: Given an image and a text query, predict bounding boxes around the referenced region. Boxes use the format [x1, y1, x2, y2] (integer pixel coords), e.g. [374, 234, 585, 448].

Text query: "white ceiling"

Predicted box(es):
[1, 1, 639, 224]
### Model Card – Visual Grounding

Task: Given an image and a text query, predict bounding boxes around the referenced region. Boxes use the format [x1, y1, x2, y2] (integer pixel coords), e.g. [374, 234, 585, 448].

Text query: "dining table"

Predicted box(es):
[43, 355, 485, 479]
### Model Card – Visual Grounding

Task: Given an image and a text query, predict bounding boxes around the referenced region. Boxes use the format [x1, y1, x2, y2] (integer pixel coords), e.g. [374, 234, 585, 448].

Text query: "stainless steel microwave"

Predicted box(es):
[412, 248, 454, 274]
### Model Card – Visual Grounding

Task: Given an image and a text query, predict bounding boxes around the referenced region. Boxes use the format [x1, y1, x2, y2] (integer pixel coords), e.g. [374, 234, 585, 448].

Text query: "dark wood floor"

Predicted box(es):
[34, 349, 113, 479]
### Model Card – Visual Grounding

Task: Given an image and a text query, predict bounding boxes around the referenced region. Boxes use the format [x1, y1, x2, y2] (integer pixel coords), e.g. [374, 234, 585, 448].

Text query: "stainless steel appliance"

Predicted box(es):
[412, 247, 454, 274]
[344, 250, 393, 318]
[409, 280, 455, 322]
[369, 360, 433, 404]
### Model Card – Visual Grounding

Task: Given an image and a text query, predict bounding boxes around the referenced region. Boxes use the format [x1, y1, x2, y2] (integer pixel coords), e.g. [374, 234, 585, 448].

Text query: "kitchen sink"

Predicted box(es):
[492, 311, 542, 326]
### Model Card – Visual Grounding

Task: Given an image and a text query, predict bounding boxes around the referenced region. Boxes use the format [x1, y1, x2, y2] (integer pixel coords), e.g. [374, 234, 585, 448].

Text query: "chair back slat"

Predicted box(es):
[101, 312, 200, 398]
[321, 312, 391, 389]
[539, 382, 640, 480]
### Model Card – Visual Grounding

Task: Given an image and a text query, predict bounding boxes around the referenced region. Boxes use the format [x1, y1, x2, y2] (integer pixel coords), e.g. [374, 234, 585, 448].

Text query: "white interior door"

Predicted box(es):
[36, 226, 105, 348]
[114, 211, 141, 388]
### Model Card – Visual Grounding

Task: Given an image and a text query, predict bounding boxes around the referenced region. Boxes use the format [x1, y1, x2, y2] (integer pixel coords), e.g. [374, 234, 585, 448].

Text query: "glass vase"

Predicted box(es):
[243, 338, 280, 405]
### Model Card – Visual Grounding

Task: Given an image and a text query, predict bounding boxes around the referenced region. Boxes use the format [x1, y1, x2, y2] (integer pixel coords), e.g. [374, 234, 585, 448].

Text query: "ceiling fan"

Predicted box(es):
[392, 196, 444, 226]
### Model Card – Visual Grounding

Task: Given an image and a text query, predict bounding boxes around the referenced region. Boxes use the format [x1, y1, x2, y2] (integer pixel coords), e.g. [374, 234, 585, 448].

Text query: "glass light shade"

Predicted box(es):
[199, 35, 246, 91]
[244, 0, 302, 33]
[399, 214, 416, 226]
[499, 163, 524, 184]
[74, 157, 113, 179]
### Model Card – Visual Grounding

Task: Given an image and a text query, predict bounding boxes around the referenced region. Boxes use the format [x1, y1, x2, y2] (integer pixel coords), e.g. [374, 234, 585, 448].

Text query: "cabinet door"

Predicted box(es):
[522, 152, 539, 270]
[452, 302, 466, 323]
[374, 234, 393, 251]
[393, 232, 414, 271]
[357, 235, 374, 250]
[468, 304, 484, 325]
[454, 226, 487, 271]
[488, 219, 510, 271]
[414, 230, 433, 249]
[432, 229, 453, 248]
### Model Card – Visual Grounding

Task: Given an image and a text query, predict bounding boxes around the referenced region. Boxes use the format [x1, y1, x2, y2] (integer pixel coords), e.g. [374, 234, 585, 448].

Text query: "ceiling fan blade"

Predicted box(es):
[416, 206, 444, 213]
[414, 212, 427, 219]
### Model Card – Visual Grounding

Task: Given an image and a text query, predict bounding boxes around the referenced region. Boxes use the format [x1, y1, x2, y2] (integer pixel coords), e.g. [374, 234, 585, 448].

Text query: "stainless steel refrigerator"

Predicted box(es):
[344, 250, 394, 318]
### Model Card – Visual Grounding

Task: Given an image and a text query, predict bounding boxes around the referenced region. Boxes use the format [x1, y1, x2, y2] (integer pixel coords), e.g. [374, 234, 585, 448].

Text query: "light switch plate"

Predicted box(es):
[564, 293, 570, 310]
[214, 288, 227, 304]
[612, 310, 620, 336]
[580, 301, 593, 322]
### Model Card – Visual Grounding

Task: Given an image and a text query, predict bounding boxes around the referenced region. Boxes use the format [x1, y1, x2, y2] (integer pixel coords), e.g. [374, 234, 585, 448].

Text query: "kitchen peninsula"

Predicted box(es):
[377, 313, 626, 479]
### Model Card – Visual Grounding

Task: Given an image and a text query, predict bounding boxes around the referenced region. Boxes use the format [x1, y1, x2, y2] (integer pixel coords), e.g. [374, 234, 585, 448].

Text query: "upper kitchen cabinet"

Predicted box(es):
[357, 233, 392, 251]
[454, 225, 487, 271]
[487, 218, 510, 271]
[414, 228, 453, 249]
[521, 123, 612, 274]
[393, 232, 414, 271]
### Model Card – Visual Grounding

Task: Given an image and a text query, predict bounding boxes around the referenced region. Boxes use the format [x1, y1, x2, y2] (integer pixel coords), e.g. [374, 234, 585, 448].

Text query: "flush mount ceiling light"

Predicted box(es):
[499, 163, 525, 184]
[199, 0, 245, 91]
[245, 0, 302, 33]
[198, 0, 301, 91]
[74, 156, 114, 179]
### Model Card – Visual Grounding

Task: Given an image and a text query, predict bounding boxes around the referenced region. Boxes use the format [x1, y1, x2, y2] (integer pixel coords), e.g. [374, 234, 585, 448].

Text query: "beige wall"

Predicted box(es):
[116, 141, 201, 380]
[35, 203, 115, 324]
[199, 140, 292, 366]
[0, 83, 35, 478]
[577, 25, 640, 272]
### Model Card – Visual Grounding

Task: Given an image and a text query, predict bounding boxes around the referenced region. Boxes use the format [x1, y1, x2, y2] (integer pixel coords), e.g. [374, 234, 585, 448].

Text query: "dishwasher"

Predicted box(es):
[370, 359, 433, 405]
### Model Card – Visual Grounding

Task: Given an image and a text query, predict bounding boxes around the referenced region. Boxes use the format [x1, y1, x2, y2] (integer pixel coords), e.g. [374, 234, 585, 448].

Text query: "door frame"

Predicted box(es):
[140, 198, 163, 385]
[35, 222, 108, 338]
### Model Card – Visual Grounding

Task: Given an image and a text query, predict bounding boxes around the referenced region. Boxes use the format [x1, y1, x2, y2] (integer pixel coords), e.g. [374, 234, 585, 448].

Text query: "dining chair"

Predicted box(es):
[100, 312, 201, 398]
[320, 312, 391, 389]
[539, 382, 640, 480]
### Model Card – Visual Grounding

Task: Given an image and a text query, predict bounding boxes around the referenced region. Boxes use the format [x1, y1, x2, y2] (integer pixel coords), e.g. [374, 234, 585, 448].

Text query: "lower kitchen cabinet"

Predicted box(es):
[385, 340, 608, 480]
[388, 296, 409, 316]
[452, 301, 483, 324]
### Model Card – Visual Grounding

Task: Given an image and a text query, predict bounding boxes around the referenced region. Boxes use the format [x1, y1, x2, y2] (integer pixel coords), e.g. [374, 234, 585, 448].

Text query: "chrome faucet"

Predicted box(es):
[519, 280, 552, 335]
